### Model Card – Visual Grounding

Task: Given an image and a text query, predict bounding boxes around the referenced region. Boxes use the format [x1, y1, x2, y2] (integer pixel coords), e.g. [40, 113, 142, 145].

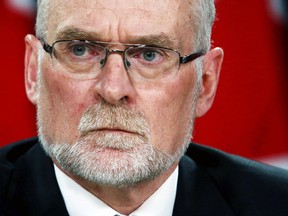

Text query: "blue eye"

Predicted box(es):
[72, 45, 87, 56]
[143, 50, 156, 61]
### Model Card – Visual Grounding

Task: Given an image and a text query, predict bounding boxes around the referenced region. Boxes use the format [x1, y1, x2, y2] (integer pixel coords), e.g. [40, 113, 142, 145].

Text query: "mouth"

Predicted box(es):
[82, 126, 139, 137]
[79, 127, 143, 151]
[96, 127, 135, 135]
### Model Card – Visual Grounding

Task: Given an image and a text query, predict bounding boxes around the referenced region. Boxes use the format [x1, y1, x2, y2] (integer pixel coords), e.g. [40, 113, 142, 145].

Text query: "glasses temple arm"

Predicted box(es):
[179, 51, 206, 64]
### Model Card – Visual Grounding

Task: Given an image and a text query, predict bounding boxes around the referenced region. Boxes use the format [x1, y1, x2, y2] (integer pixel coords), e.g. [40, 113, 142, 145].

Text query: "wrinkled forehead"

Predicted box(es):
[45, 0, 195, 49]
[46, 0, 194, 18]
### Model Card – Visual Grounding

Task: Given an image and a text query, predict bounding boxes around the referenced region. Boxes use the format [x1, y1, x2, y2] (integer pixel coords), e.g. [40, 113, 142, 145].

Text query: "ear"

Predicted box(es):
[195, 47, 224, 117]
[25, 34, 40, 105]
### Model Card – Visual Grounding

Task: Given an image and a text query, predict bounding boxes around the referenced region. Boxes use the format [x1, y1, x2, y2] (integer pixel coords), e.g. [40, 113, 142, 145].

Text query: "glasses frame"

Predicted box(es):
[42, 39, 205, 65]
[39, 39, 206, 79]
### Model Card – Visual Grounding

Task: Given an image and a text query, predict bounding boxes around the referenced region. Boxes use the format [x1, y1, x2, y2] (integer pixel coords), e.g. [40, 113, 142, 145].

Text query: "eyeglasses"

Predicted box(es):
[42, 39, 205, 81]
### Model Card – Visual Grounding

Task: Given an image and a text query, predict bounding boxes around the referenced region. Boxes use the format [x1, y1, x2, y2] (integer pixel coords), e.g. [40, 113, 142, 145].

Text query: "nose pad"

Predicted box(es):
[99, 50, 132, 72]
[100, 58, 106, 67]
[94, 53, 136, 105]
[125, 59, 131, 68]
[100, 49, 128, 69]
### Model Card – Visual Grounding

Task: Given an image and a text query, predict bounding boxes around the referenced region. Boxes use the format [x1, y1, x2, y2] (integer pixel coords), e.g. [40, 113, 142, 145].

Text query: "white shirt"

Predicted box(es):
[54, 164, 179, 216]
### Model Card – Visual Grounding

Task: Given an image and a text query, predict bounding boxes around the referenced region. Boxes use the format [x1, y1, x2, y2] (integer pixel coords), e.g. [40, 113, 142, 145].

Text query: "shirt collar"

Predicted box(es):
[54, 164, 178, 216]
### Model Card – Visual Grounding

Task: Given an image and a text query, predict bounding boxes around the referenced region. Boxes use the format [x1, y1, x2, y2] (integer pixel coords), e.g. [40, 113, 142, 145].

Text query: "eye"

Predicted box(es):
[71, 45, 87, 56]
[142, 50, 157, 62]
[127, 47, 164, 65]
[68, 42, 93, 57]
[61, 41, 105, 60]
[140, 48, 163, 63]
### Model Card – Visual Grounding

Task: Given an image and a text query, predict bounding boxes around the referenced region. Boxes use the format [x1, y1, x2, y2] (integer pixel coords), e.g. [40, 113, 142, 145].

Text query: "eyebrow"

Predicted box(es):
[55, 27, 101, 41]
[127, 35, 178, 49]
[55, 26, 179, 49]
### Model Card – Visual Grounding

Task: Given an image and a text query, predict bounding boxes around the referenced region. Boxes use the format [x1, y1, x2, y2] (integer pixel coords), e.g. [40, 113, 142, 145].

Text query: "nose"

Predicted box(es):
[93, 53, 136, 105]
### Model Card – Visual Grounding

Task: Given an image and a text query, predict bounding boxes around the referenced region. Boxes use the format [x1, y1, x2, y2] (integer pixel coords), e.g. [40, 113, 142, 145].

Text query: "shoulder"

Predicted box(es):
[0, 137, 39, 166]
[185, 142, 288, 180]
[0, 138, 39, 194]
[183, 143, 288, 214]
[0, 138, 68, 215]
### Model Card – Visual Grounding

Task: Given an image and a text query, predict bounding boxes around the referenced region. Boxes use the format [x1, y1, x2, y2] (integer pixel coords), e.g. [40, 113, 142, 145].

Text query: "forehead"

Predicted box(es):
[46, 0, 194, 48]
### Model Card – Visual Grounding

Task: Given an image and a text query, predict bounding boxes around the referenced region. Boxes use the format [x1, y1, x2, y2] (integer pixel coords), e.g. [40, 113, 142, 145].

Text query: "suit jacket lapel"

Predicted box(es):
[4, 143, 69, 216]
[3, 142, 235, 216]
[172, 156, 235, 216]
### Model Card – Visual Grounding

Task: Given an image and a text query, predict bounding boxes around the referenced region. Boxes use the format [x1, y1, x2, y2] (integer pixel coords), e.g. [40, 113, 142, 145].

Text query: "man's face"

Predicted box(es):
[31, 0, 203, 186]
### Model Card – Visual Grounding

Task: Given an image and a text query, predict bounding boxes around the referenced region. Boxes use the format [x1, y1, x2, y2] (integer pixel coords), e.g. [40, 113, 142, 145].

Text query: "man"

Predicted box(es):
[0, 0, 288, 215]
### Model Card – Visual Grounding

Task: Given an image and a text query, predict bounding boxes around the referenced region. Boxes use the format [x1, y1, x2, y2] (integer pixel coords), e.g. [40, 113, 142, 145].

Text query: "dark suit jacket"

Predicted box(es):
[1, 137, 288, 216]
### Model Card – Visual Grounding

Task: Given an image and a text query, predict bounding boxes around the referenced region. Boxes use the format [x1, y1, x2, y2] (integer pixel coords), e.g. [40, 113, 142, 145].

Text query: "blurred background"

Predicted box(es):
[1, 0, 287, 168]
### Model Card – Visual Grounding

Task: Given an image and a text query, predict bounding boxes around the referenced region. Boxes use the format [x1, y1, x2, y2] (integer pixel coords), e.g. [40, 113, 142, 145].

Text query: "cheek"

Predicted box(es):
[138, 73, 197, 154]
[37, 63, 95, 143]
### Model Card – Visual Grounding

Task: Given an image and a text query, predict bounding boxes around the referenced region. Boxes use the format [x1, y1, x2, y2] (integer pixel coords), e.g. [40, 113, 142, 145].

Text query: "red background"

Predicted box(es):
[1, 1, 288, 160]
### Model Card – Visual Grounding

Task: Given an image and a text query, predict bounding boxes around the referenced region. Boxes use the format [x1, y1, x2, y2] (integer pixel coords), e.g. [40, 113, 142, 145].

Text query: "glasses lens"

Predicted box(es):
[49, 41, 181, 81]
[125, 47, 179, 80]
[53, 41, 106, 76]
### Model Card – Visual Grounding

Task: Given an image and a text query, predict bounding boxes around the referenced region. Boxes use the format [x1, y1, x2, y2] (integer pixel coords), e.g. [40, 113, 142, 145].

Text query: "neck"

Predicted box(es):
[57, 162, 178, 215]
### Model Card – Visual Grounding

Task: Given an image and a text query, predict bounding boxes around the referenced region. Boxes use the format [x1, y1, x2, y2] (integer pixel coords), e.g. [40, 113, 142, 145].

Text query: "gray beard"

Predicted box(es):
[38, 100, 193, 188]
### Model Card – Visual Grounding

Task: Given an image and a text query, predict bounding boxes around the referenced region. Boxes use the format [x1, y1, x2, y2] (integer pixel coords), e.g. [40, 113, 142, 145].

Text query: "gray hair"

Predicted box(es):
[189, 0, 215, 89]
[35, 0, 215, 89]
[36, 0, 215, 51]
[191, 0, 215, 52]
[35, 0, 48, 40]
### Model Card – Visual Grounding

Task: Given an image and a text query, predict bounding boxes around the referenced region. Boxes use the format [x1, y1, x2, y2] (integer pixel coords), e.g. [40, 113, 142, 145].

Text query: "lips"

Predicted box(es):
[78, 124, 148, 151]
[85, 126, 144, 139]
[77, 101, 150, 142]
[92, 127, 135, 134]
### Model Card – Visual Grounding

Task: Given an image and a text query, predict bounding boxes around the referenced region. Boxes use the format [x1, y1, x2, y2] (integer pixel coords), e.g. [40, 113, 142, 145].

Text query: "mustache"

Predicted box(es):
[78, 100, 150, 138]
